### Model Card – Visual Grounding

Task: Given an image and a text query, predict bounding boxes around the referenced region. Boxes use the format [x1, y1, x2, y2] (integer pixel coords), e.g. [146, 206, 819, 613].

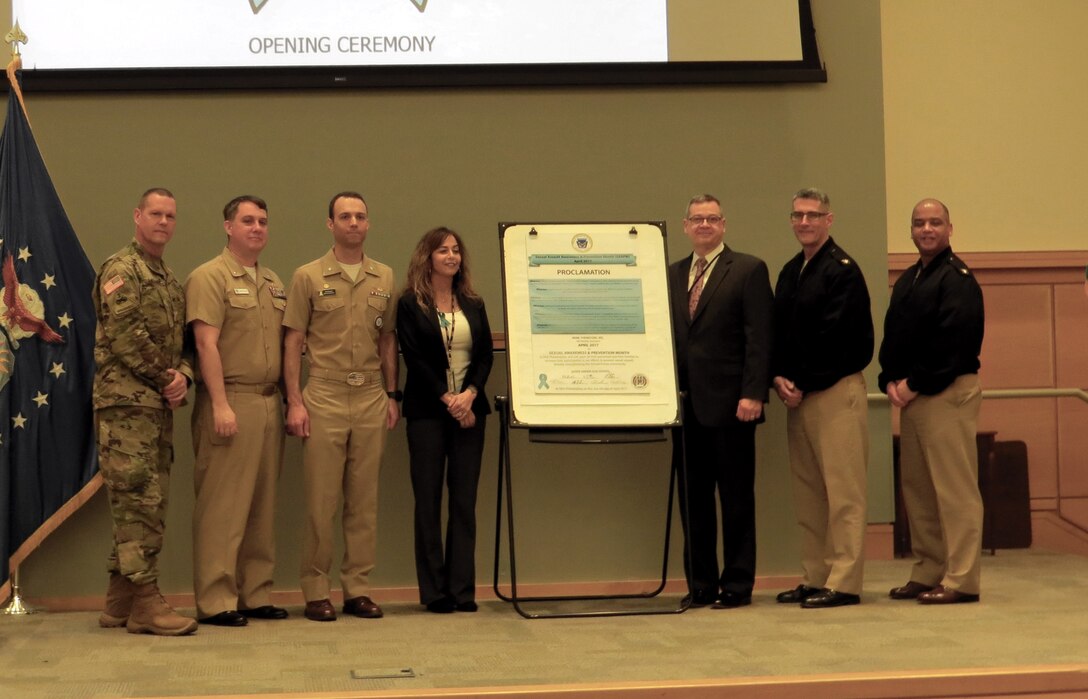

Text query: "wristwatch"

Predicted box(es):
[386, 390, 404, 401]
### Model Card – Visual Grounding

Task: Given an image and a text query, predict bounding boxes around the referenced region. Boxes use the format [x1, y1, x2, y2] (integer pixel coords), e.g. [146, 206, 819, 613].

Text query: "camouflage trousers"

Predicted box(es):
[96, 406, 173, 585]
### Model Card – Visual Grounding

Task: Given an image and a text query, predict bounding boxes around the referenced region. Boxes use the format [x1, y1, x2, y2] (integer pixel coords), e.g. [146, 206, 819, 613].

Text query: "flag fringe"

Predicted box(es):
[0, 473, 104, 602]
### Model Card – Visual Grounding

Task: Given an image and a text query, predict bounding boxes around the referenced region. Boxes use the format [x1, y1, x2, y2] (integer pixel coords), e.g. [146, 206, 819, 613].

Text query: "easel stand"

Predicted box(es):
[491, 395, 691, 619]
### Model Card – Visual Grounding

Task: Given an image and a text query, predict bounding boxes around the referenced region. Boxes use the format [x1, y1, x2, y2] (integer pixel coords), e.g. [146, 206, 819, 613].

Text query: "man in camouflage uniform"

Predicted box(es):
[93, 188, 197, 636]
[185, 195, 288, 626]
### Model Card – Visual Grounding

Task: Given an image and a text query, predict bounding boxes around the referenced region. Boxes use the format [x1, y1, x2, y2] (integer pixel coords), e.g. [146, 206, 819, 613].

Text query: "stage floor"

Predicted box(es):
[4, 549, 1088, 699]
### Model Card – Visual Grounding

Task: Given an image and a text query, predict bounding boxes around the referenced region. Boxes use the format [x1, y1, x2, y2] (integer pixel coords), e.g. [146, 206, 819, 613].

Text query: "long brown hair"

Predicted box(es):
[403, 226, 482, 308]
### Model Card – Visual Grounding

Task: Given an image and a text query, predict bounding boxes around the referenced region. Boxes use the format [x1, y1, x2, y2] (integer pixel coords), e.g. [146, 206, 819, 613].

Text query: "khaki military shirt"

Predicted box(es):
[93, 239, 192, 409]
[185, 248, 286, 385]
[282, 249, 396, 373]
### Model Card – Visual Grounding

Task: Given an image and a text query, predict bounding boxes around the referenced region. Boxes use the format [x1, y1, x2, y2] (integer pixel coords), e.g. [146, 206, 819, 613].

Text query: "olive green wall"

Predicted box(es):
[6, 0, 892, 599]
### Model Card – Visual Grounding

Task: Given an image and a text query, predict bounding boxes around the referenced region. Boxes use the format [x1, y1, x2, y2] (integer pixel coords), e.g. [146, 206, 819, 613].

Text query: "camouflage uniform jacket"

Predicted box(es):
[93, 239, 193, 409]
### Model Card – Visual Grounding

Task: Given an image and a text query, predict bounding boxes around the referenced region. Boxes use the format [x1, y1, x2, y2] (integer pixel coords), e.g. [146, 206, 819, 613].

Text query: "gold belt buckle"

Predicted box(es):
[346, 372, 366, 387]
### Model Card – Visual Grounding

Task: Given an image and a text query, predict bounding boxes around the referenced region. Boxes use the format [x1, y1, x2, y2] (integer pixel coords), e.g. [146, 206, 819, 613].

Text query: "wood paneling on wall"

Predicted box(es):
[888, 251, 1088, 552]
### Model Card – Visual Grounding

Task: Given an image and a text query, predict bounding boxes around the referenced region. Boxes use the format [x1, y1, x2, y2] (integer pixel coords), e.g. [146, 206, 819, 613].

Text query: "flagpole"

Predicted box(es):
[5, 21, 29, 120]
[2, 21, 37, 615]
[1, 567, 39, 614]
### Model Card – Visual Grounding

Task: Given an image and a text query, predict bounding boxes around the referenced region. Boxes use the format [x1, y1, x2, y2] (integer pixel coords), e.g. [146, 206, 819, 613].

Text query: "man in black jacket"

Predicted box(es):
[879, 198, 985, 605]
[670, 194, 773, 609]
[771, 188, 873, 609]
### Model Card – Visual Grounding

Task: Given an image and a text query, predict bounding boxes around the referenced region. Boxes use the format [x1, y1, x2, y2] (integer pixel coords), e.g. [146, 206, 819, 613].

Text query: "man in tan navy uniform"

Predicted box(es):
[879, 198, 985, 604]
[185, 195, 288, 627]
[771, 188, 873, 609]
[283, 191, 399, 622]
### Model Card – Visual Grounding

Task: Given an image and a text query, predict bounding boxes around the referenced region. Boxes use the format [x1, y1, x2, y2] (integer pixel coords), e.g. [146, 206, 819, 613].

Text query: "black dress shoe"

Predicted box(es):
[682, 591, 717, 608]
[239, 605, 288, 620]
[801, 589, 860, 608]
[343, 595, 384, 618]
[889, 580, 936, 600]
[304, 599, 337, 622]
[425, 598, 455, 614]
[198, 610, 248, 626]
[776, 585, 822, 604]
[712, 591, 752, 609]
[917, 585, 980, 605]
[455, 601, 478, 613]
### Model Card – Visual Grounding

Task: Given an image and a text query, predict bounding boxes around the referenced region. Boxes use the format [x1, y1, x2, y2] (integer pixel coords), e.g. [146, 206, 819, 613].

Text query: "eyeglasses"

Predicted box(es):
[686, 215, 723, 226]
[789, 211, 829, 222]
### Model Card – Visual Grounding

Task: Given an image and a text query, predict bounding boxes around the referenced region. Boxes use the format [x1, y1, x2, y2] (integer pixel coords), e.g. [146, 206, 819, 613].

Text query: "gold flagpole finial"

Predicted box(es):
[6, 21, 27, 58]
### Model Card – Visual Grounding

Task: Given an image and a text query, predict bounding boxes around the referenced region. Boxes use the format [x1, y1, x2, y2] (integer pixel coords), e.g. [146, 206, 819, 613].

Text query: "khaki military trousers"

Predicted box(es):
[299, 376, 388, 602]
[191, 385, 284, 617]
[786, 372, 869, 595]
[96, 406, 173, 586]
[899, 373, 983, 594]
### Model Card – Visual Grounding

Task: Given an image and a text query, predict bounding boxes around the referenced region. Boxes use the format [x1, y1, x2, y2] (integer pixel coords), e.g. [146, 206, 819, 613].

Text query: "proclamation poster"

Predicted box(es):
[499, 223, 679, 427]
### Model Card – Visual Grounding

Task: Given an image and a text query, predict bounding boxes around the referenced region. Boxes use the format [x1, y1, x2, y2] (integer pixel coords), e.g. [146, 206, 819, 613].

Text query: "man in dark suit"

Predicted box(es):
[671, 193, 773, 608]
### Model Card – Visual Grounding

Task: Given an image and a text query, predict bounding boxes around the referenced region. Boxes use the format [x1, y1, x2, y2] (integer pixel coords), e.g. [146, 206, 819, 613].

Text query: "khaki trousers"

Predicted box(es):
[786, 372, 868, 594]
[899, 373, 983, 594]
[191, 386, 284, 617]
[299, 377, 388, 602]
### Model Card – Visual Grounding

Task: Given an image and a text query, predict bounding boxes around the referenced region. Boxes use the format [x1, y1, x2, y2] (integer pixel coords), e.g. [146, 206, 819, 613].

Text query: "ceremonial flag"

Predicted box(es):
[0, 68, 99, 600]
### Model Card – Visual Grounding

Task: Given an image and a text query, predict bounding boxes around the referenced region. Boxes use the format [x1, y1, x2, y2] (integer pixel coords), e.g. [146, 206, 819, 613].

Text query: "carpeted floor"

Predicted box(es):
[3, 549, 1087, 698]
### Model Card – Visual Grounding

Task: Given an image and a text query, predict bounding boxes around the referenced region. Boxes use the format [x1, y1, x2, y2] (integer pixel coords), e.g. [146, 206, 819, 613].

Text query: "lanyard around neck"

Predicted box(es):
[438, 296, 458, 361]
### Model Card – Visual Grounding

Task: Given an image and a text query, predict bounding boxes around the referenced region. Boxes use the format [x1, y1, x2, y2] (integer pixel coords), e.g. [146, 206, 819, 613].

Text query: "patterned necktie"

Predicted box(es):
[688, 256, 707, 319]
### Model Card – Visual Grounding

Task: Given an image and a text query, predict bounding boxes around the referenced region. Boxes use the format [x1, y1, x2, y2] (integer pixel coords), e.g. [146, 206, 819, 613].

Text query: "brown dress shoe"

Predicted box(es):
[917, 585, 980, 604]
[343, 596, 384, 618]
[888, 581, 936, 600]
[304, 599, 337, 622]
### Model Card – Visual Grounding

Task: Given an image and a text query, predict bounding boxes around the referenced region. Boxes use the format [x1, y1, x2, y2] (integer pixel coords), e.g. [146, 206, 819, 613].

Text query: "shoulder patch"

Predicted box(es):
[103, 275, 125, 295]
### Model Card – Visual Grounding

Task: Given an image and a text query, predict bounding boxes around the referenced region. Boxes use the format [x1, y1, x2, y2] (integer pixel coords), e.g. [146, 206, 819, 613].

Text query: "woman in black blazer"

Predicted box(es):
[396, 227, 493, 613]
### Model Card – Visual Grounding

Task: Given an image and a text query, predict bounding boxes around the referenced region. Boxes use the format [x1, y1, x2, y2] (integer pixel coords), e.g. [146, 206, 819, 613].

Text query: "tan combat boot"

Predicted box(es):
[98, 573, 136, 628]
[126, 582, 198, 636]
